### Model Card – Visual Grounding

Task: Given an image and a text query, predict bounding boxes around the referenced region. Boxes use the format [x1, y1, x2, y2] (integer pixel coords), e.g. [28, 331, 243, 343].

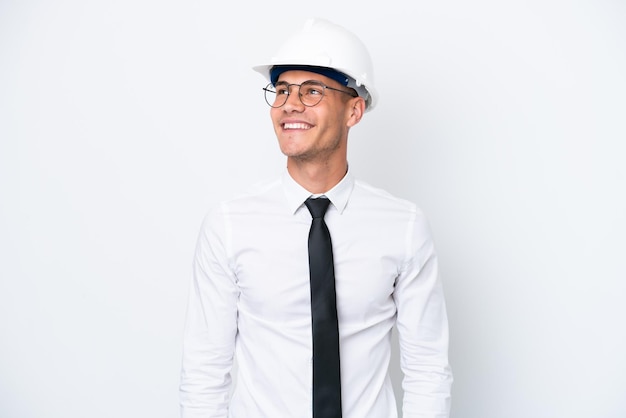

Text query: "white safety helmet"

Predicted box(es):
[253, 18, 378, 111]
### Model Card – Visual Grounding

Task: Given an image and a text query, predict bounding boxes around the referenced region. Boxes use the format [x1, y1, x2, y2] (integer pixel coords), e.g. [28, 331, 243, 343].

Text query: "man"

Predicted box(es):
[180, 18, 452, 418]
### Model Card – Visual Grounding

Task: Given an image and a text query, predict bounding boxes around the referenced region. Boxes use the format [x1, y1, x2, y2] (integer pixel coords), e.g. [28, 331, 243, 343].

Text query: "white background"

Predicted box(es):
[1, 1, 625, 417]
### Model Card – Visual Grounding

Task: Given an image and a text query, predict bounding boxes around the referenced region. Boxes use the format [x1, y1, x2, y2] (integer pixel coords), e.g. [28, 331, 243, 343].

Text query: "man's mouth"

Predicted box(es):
[283, 122, 312, 130]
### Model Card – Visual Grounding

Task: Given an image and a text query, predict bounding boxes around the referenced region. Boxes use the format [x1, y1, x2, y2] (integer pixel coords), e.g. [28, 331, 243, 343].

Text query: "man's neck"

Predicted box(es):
[286, 159, 348, 194]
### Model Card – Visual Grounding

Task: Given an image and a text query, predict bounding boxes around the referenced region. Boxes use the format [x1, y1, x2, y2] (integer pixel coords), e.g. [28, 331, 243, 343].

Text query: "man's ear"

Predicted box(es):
[346, 97, 366, 128]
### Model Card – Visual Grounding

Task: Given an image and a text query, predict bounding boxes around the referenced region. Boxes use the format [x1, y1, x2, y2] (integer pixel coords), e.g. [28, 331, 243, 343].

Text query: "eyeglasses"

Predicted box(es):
[263, 80, 358, 108]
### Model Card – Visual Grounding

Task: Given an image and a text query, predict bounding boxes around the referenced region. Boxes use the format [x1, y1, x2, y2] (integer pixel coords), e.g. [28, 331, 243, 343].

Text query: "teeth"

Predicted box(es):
[283, 123, 310, 130]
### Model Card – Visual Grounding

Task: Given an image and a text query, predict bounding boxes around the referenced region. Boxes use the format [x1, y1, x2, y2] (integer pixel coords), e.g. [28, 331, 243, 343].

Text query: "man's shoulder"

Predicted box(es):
[352, 178, 420, 214]
[206, 175, 284, 216]
[351, 178, 434, 243]
[231, 176, 283, 203]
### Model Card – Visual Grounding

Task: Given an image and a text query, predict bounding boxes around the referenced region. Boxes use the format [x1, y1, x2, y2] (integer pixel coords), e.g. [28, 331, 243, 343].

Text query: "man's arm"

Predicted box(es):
[394, 209, 453, 418]
[180, 206, 239, 418]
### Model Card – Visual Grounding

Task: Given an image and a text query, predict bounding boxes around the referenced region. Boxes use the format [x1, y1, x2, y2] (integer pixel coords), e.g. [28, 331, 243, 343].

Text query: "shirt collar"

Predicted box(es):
[282, 167, 355, 215]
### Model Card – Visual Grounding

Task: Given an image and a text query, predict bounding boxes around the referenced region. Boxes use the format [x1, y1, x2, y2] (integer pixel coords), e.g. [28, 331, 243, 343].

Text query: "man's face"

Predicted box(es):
[270, 70, 358, 164]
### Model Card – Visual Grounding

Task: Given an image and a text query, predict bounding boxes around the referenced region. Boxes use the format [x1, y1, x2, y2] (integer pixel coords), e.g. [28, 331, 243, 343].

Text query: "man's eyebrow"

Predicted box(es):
[274, 80, 290, 85]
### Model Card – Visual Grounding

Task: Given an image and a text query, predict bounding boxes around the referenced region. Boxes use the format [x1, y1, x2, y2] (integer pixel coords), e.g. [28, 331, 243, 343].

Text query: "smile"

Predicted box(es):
[283, 122, 312, 130]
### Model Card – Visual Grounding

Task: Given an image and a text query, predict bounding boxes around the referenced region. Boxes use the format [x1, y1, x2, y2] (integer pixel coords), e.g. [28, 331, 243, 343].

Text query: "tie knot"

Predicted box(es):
[305, 197, 331, 219]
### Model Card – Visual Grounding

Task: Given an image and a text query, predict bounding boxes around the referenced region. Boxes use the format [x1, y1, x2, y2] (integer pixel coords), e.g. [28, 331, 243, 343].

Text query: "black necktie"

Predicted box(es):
[304, 197, 342, 418]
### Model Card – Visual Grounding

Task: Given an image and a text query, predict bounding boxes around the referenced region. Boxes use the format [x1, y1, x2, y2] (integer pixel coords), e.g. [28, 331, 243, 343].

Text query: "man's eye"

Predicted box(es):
[304, 87, 323, 96]
[276, 88, 289, 95]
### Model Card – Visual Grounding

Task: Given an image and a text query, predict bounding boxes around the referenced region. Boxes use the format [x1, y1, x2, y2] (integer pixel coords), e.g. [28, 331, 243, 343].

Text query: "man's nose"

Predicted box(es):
[282, 87, 305, 111]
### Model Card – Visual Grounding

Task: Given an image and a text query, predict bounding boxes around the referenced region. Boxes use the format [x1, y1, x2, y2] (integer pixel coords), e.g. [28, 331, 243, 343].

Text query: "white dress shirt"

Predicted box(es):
[180, 169, 452, 418]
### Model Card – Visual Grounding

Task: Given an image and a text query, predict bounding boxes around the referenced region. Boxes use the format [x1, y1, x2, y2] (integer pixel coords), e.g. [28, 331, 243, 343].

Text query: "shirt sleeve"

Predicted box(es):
[180, 205, 239, 418]
[393, 208, 453, 418]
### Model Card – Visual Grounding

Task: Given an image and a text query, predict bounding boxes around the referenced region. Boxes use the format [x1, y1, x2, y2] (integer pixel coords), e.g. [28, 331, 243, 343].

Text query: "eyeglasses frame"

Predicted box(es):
[262, 80, 358, 108]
